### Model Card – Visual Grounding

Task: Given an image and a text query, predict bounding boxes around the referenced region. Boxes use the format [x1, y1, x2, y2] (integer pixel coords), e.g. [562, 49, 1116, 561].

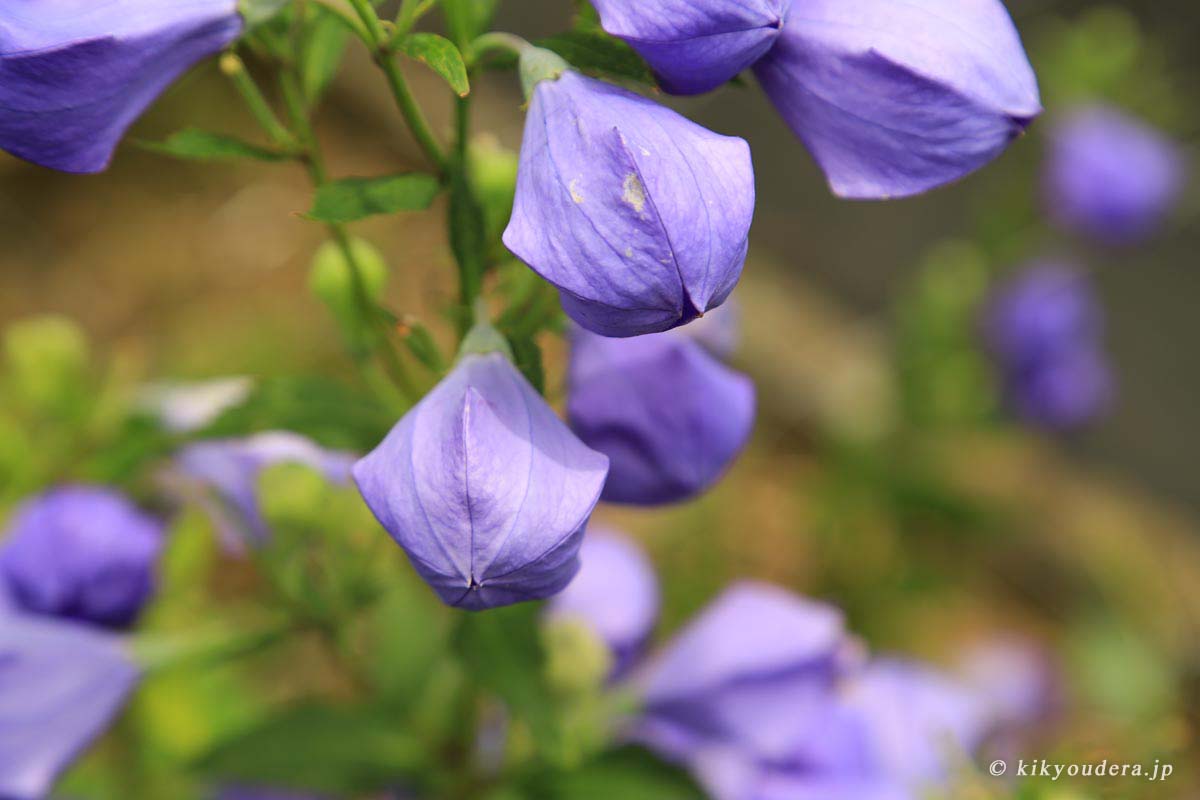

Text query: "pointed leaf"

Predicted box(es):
[307, 174, 441, 223]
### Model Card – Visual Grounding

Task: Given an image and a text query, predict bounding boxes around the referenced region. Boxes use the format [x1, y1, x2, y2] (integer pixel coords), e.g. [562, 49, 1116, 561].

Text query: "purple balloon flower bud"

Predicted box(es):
[567, 328, 755, 505]
[983, 263, 1113, 430]
[635, 583, 848, 765]
[0, 614, 140, 800]
[354, 353, 609, 611]
[177, 431, 357, 547]
[546, 528, 659, 677]
[0, 0, 244, 174]
[591, 0, 791, 95]
[503, 70, 755, 338]
[0, 487, 163, 629]
[753, 0, 1041, 199]
[1045, 106, 1187, 244]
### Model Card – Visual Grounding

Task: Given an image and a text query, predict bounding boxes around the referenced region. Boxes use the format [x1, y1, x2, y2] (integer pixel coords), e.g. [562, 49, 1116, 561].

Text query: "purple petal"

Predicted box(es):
[592, 0, 791, 95]
[177, 431, 357, 547]
[0, 0, 243, 173]
[353, 354, 609, 611]
[754, 0, 1041, 198]
[503, 71, 754, 337]
[546, 527, 660, 677]
[635, 583, 847, 763]
[0, 486, 163, 629]
[567, 328, 755, 505]
[841, 659, 988, 788]
[1044, 106, 1186, 244]
[0, 614, 139, 800]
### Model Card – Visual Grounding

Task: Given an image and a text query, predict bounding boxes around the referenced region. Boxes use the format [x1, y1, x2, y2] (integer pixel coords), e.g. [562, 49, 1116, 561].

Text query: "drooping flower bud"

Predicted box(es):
[1044, 106, 1186, 244]
[177, 431, 356, 547]
[591, 0, 791, 95]
[504, 69, 755, 338]
[546, 528, 659, 678]
[753, 0, 1041, 199]
[982, 263, 1112, 430]
[0, 614, 140, 800]
[354, 353, 610, 611]
[568, 328, 755, 505]
[0, 487, 163, 629]
[0, 0, 244, 173]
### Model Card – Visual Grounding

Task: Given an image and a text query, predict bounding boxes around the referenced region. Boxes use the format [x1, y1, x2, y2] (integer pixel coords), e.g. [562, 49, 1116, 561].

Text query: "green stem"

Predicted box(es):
[468, 31, 533, 65]
[219, 53, 297, 150]
[346, 0, 448, 175]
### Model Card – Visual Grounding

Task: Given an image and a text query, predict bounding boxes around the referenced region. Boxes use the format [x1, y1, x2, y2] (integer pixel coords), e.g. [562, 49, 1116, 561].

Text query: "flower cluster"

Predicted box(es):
[549, 530, 1052, 800]
[0, 488, 159, 800]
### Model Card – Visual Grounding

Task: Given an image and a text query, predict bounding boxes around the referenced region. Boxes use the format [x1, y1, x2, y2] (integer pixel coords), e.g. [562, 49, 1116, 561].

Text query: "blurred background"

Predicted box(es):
[2, 0, 1199, 797]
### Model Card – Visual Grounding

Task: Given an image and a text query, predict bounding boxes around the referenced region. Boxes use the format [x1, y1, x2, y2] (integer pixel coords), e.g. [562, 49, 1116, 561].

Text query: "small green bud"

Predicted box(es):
[309, 238, 389, 347]
[542, 617, 613, 697]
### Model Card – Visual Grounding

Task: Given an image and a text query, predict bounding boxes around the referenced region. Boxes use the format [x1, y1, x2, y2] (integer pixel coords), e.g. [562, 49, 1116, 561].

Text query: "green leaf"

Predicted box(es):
[196, 375, 393, 453]
[506, 334, 546, 395]
[239, 0, 290, 29]
[535, 747, 708, 800]
[141, 128, 292, 163]
[302, 6, 351, 103]
[395, 315, 447, 374]
[442, 0, 498, 48]
[398, 33, 471, 98]
[454, 603, 560, 753]
[537, 30, 655, 87]
[307, 174, 441, 223]
[195, 704, 427, 794]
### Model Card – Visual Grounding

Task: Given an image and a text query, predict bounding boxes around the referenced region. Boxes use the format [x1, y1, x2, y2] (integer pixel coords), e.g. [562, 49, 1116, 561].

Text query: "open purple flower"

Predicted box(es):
[568, 328, 755, 505]
[0, 0, 243, 173]
[634, 583, 849, 770]
[546, 528, 659, 678]
[504, 70, 755, 338]
[354, 353, 609, 611]
[0, 613, 140, 800]
[1045, 106, 1186, 244]
[0, 486, 163, 629]
[754, 0, 1041, 199]
[591, 0, 791, 95]
[177, 431, 356, 547]
[983, 263, 1113, 430]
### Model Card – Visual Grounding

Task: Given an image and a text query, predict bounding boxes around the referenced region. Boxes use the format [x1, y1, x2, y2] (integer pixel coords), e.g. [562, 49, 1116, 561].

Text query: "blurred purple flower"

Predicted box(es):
[684, 297, 742, 361]
[633, 583, 849, 770]
[546, 528, 660, 678]
[0, 613, 139, 800]
[354, 353, 609, 611]
[0, 0, 243, 173]
[177, 431, 357, 547]
[504, 70, 754, 338]
[591, 0, 791, 95]
[568, 328, 755, 505]
[753, 0, 1041, 199]
[983, 263, 1113, 430]
[959, 638, 1059, 734]
[0, 486, 162, 629]
[1045, 106, 1186, 244]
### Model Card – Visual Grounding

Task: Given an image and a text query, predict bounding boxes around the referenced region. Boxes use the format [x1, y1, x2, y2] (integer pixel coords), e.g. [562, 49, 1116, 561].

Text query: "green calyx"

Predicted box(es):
[458, 299, 514, 362]
[519, 46, 570, 102]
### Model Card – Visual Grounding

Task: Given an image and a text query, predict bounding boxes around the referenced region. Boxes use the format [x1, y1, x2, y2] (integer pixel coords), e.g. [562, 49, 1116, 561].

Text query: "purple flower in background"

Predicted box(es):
[0, 613, 140, 800]
[959, 639, 1059, 735]
[546, 528, 659, 677]
[591, 0, 791, 95]
[983, 263, 1113, 430]
[0, 486, 163, 629]
[504, 70, 755, 338]
[177, 431, 356, 546]
[0, 0, 243, 173]
[754, 0, 1041, 199]
[1045, 106, 1187, 244]
[634, 583, 849, 772]
[354, 353, 609, 611]
[568, 328, 755, 505]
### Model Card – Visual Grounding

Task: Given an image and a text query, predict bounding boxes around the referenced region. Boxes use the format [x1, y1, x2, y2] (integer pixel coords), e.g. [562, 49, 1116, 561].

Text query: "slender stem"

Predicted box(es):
[377, 55, 449, 174]
[219, 53, 298, 150]
[468, 32, 533, 64]
[346, 0, 448, 175]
